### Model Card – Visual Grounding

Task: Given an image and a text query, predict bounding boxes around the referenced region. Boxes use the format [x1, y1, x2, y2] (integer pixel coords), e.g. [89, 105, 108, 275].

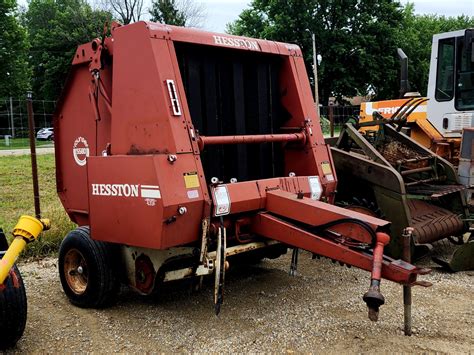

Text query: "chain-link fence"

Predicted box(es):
[319, 105, 360, 137]
[0, 98, 56, 138]
[0, 98, 359, 140]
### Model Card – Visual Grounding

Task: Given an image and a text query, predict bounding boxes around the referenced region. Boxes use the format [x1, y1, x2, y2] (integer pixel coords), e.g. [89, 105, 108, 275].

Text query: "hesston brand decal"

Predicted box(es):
[73, 137, 90, 166]
[213, 35, 260, 51]
[91, 183, 161, 199]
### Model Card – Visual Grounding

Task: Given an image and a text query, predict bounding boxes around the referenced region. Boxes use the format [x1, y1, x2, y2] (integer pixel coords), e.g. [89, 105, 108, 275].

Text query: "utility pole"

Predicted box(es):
[312, 33, 320, 117]
[10, 97, 15, 138]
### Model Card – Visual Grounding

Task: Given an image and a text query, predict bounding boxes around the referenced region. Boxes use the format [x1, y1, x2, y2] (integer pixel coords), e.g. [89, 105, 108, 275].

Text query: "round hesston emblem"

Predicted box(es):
[73, 137, 90, 166]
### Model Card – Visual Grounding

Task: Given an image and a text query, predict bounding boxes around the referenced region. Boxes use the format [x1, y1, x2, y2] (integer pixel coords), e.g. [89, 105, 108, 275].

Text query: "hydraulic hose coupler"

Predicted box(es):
[363, 231, 390, 322]
[0, 216, 50, 285]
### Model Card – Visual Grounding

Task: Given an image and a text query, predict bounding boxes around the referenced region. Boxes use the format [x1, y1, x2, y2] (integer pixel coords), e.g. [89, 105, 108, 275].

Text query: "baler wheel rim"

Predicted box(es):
[63, 248, 88, 295]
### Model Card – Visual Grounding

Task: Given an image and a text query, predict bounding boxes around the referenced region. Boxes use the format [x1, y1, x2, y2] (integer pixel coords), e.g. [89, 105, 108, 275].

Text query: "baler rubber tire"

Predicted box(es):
[0, 265, 27, 350]
[58, 226, 119, 308]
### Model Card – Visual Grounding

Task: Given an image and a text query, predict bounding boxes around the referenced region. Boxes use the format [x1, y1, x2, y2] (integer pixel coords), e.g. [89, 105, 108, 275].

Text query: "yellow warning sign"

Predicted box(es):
[184, 172, 200, 188]
[321, 161, 332, 175]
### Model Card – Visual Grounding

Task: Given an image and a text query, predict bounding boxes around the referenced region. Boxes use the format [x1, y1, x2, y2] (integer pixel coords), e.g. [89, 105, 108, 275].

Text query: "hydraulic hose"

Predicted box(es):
[310, 217, 377, 246]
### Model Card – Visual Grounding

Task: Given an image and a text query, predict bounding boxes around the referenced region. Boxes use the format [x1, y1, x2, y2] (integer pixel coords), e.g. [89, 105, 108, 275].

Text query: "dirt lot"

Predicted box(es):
[9, 252, 473, 353]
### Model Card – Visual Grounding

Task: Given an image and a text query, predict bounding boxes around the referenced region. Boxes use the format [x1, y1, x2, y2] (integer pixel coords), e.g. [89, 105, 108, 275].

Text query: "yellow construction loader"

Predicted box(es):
[330, 29, 474, 271]
[359, 29, 474, 165]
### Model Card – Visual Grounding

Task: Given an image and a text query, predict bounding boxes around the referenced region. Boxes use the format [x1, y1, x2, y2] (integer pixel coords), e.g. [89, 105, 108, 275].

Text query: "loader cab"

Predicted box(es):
[427, 29, 474, 138]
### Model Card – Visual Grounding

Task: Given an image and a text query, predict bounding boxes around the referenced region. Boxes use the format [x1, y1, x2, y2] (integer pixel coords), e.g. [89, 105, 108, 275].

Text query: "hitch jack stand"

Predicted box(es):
[289, 248, 299, 276]
[402, 228, 414, 336]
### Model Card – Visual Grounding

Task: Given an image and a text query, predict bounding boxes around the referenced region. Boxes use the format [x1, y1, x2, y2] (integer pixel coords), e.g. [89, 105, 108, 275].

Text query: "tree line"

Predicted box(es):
[1, 0, 473, 104]
[0, 0, 204, 101]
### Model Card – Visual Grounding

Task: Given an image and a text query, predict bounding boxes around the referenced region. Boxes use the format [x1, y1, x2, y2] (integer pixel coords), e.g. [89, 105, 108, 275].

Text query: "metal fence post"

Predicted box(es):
[26, 91, 41, 218]
[329, 105, 334, 137]
[10, 97, 15, 138]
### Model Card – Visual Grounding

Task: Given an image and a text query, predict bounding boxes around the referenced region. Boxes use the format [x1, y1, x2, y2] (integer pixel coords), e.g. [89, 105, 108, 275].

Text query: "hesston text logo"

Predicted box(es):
[213, 35, 259, 51]
[91, 184, 161, 199]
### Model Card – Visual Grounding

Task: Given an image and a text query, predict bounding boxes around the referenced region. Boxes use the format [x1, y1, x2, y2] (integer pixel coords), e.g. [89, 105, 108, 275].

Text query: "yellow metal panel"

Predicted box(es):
[413, 117, 443, 141]
[183, 172, 200, 188]
[321, 161, 332, 175]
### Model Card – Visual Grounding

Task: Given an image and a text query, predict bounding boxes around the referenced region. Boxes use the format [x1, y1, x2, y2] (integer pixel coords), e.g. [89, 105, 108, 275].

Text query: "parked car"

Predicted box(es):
[36, 127, 54, 141]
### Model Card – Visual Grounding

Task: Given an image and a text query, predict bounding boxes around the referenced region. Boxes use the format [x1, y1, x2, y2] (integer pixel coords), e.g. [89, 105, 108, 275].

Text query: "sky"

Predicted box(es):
[199, 0, 474, 33]
[16, 0, 474, 33]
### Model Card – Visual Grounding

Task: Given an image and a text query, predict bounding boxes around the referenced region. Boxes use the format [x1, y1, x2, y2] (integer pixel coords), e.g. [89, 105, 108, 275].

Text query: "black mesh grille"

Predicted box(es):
[175, 43, 290, 183]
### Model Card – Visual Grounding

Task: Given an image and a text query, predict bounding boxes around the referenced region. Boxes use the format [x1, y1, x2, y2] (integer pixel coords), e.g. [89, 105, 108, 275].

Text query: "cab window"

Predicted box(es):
[455, 37, 474, 111]
[435, 38, 455, 101]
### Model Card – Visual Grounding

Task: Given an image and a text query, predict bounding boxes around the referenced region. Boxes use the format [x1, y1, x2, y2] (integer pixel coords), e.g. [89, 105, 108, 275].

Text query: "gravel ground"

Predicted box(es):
[8, 252, 474, 353]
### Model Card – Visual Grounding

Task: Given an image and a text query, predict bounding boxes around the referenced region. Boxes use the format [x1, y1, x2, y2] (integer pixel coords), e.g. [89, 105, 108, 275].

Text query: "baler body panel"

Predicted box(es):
[111, 24, 194, 156]
[87, 155, 205, 249]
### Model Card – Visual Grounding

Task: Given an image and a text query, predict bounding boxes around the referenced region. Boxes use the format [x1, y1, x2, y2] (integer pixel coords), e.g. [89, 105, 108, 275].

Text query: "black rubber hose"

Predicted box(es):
[309, 218, 378, 247]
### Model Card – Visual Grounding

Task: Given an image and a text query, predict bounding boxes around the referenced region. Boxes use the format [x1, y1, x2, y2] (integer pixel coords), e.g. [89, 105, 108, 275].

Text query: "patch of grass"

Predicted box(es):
[0, 137, 52, 150]
[322, 125, 342, 138]
[0, 154, 75, 257]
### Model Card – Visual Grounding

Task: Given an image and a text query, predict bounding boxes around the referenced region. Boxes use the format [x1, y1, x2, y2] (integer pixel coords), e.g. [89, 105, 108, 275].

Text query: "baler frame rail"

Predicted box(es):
[251, 213, 431, 286]
[251, 210, 432, 321]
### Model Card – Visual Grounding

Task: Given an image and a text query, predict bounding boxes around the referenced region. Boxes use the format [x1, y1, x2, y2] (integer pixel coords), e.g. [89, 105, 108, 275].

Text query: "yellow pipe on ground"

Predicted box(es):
[0, 238, 27, 283]
[0, 216, 50, 284]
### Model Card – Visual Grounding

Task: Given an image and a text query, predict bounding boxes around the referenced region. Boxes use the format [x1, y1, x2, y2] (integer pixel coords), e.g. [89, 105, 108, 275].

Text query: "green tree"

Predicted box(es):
[24, 0, 112, 101]
[0, 0, 30, 98]
[398, 3, 474, 96]
[227, 0, 404, 104]
[149, 0, 205, 27]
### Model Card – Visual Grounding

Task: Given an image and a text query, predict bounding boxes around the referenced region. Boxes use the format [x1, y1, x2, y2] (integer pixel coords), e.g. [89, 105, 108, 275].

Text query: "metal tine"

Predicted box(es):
[390, 97, 417, 121]
[391, 97, 424, 123]
[396, 98, 429, 132]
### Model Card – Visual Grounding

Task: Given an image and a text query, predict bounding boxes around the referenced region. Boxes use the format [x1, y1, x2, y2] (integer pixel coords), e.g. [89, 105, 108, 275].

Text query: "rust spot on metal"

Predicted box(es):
[128, 145, 170, 155]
